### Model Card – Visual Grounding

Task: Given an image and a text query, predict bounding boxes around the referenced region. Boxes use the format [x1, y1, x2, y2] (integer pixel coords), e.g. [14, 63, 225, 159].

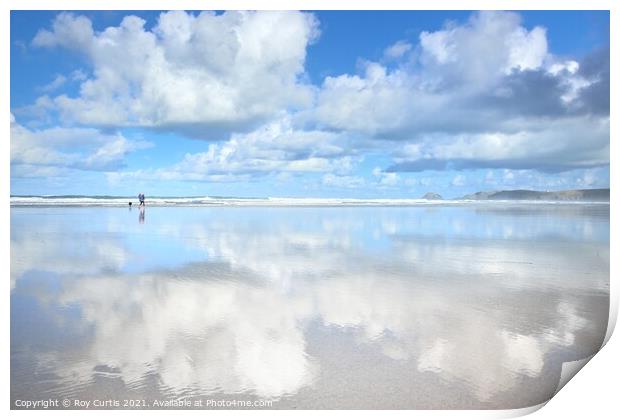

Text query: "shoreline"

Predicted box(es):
[9, 200, 611, 208]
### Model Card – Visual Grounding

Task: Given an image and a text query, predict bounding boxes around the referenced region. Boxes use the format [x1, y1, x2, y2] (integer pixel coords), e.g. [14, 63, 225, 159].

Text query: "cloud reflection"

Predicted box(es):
[11, 205, 609, 408]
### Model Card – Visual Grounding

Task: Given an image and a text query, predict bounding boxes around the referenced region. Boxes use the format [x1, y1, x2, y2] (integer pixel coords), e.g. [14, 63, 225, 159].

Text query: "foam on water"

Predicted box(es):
[9, 195, 607, 207]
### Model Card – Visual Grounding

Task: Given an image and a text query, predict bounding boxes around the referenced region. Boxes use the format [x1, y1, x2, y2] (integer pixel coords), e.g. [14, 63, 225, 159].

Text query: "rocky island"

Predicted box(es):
[421, 192, 443, 200]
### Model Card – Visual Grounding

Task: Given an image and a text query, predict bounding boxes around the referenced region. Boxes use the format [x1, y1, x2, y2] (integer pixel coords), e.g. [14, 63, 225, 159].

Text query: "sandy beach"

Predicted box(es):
[10, 203, 609, 409]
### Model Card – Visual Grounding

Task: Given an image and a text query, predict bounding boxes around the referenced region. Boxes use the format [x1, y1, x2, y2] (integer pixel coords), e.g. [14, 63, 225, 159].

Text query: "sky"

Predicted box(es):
[10, 10, 610, 198]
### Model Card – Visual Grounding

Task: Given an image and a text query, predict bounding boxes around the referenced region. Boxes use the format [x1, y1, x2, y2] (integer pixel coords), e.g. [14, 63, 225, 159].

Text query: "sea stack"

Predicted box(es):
[422, 192, 443, 200]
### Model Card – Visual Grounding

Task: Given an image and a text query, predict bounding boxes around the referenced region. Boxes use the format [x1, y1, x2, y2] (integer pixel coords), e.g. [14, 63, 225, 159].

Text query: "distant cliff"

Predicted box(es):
[461, 188, 609, 202]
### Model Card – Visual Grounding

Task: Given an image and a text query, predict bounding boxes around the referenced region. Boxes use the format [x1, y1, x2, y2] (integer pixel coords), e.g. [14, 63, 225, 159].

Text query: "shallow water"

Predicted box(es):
[10, 204, 609, 409]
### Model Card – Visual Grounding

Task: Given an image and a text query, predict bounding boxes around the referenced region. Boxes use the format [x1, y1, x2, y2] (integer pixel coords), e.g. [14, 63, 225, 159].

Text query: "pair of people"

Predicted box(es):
[129, 193, 146, 207]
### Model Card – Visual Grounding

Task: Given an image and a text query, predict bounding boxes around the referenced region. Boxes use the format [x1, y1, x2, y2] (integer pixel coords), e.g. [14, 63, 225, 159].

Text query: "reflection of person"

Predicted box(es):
[138, 193, 145, 206]
[139, 206, 145, 224]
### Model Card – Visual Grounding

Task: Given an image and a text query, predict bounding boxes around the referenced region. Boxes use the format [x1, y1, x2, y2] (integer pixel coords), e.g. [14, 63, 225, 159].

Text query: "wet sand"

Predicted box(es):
[10, 204, 609, 409]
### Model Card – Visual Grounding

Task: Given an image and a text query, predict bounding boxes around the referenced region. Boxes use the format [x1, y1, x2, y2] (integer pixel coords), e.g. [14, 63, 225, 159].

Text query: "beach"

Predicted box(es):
[10, 203, 610, 409]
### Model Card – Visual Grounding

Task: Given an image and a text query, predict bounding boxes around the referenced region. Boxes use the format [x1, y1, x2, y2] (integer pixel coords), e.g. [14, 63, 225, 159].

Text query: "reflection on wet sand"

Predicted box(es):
[10, 205, 609, 409]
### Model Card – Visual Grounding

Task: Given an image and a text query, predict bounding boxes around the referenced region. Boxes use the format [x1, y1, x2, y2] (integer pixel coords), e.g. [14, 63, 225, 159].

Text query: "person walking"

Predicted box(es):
[138, 192, 145, 206]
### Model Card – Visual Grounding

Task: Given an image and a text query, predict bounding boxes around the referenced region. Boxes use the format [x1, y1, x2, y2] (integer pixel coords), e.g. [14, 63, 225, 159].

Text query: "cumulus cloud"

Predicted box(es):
[110, 117, 358, 183]
[310, 11, 609, 174]
[420, 12, 546, 77]
[383, 40, 412, 60]
[20, 10, 609, 183]
[572, 47, 610, 115]
[11, 115, 152, 176]
[32, 12, 94, 50]
[32, 11, 319, 138]
[387, 116, 609, 173]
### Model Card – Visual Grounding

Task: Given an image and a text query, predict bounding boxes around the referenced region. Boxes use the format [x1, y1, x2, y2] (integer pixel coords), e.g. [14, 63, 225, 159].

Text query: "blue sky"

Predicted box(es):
[10, 10, 609, 198]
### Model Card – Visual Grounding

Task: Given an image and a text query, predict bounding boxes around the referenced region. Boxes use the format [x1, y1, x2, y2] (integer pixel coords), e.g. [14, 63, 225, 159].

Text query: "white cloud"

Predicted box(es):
[389, 116, 609, 172]
[383, 40, 412, 59]
[312, 63, 417, 137]
[110, 117, 358, 183]
[372, 167, 400, 187]
[20, 10, 609, 183]
[506, 26, 548, 72]
[451, 174, 466, 186]
[70, 69, 88, 81]
[39, 74, 67, 93]
[32, 11, 319, 138]
[313, 11, 558, 138]
[309, 11, 608, 174]
[10, 117, 152, 176]
[322, 174, 365, 188]
[32, 12, 94, 50]
[576, 169, 598, 187]
[419, 11, 547, 83]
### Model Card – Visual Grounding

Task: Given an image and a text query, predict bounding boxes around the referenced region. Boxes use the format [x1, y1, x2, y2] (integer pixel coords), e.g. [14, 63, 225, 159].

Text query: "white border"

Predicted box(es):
[3, 1, 617, 419]
[0, 0, 616, 11]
